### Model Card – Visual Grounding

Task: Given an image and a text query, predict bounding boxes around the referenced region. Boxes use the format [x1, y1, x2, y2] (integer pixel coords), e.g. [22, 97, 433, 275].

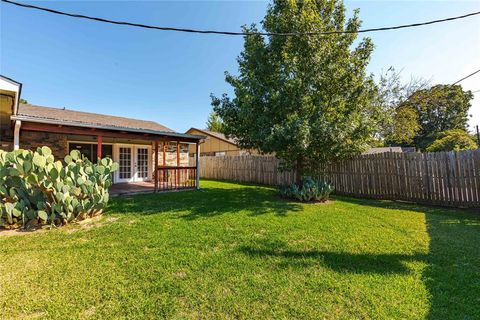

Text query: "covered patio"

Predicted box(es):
[11, 105, 205, 193]
[110, 182, 155, 196]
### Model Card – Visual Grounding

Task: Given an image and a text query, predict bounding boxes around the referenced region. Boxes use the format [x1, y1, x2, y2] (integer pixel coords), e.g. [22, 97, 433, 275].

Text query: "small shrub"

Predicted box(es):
[279, 177, 333, 202]
[0, 147, 118, 229]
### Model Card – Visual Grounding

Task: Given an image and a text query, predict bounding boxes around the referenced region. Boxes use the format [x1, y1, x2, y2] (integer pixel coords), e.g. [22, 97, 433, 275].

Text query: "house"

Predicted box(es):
[0, 76, 205, 192]
[0, 75, 21, 151]
[363, 147, 416, 154]
[185, 127, 259, 157]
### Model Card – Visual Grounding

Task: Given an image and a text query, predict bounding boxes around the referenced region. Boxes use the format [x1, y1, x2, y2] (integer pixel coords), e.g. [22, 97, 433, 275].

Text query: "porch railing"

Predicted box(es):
[155, 166, 197, 192]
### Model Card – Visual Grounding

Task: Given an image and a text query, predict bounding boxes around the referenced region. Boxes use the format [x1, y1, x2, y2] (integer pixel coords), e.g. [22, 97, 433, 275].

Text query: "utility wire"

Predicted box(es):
[2, 0, 480, 36]
[452, 69, 480, 85]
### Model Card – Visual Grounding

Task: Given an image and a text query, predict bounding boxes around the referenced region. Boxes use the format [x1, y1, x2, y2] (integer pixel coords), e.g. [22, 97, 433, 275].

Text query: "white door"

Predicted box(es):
[117, 146, 133, 183]
[115, 145, 151, 183]
[134, 147, 150, 182]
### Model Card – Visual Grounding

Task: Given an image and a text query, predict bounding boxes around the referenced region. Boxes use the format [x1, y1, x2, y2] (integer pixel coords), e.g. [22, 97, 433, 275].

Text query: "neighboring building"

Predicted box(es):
[363, 146, 416, 154]
[0, 75, 21, 151]
[186, 128, 260, 157]
[0, 75, 204, 188]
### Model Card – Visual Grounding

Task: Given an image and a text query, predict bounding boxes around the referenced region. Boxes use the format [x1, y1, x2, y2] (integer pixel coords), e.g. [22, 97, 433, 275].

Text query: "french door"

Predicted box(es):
[116, 145, 150, 183]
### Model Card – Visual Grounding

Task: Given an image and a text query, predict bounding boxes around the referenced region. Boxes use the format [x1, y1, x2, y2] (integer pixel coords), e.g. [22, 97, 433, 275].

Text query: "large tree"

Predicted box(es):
[400, 84, 473, 150]
[212, 0, 379, 182]
[375, 67, 429, 145]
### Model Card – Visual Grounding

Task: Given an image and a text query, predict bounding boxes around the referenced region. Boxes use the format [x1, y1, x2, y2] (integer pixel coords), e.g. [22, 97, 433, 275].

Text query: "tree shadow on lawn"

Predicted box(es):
[239, 239, 426, 274]
[331, 196, 480, 319]
[108, 186, 302, 220]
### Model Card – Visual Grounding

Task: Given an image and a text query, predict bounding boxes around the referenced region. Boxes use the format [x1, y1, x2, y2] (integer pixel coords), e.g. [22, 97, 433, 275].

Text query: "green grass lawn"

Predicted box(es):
[1, 180, 479, 319]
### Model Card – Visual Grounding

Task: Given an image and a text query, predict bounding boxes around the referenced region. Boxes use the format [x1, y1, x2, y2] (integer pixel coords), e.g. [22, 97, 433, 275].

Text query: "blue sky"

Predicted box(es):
[1, 1, 479, 133]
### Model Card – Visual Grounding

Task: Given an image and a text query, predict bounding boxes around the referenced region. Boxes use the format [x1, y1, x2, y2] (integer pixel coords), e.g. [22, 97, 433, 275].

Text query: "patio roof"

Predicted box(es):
[12, 103, 204, 141]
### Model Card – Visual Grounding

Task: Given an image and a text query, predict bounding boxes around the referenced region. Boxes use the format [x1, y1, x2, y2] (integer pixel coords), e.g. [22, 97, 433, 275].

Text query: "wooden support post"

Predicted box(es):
[176, 141, 180, 188]
[97, 135, 102, 159]
[154, 141, 159, 192]
[196, 142, 200, 189]
[163, 142, 166, 166]
[13, 120, 21, 150]
[163, 142, 167, 184]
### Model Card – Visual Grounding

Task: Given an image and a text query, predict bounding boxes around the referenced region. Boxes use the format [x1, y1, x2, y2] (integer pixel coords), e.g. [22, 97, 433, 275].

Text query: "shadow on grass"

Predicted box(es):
[108, 185, 302, 220]
[239, 240, 425, 274]
[108, 183, 479, 318]
[332, 196, 480, 319]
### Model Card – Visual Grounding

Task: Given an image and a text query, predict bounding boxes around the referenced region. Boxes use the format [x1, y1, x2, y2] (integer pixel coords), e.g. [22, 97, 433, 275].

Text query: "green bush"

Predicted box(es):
[279, 177, 333, 202]
[0, 147, 118, 229]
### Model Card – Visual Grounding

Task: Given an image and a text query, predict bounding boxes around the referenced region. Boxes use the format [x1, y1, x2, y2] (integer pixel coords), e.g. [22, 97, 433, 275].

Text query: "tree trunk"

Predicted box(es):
[295, 158, 304, 185]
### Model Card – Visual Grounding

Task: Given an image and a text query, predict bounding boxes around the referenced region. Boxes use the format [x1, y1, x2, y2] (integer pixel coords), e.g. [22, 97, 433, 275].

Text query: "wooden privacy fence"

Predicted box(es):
[198, 150, 480, 208]
[198, 156, 297, 186]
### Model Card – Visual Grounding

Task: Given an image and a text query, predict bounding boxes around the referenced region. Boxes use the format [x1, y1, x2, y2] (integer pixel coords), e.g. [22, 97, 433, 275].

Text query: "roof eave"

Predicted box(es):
[186, 127, 238, 146]
[11, 115, 205, 141]
[0, 75, 22, 116]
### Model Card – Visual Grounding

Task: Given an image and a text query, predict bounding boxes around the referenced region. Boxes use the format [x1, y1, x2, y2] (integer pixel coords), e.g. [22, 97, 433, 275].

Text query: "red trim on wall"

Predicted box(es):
[97, 135, 102, 159]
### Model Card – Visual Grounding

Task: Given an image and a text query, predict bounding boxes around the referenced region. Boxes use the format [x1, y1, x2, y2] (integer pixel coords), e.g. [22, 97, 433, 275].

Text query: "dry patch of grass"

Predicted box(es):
[0, 216, 119, 237]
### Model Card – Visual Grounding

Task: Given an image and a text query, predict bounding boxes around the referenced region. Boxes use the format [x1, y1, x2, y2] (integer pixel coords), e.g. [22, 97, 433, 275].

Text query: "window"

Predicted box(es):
[215, 151, 226, 157]
[136, 148, 148, 179]
[68, 143, 113, 162]
[119, 147, 132, 179]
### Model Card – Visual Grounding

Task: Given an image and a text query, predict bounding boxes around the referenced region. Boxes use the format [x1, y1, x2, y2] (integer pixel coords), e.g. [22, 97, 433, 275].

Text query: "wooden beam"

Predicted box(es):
[176, 141, 180, 186]
[154, 141, 159, 193]
[163, 142, 167, 166]
[97, 135, 102, 159]
[20, 121, 201, 143]
[196, 142, 200, 189]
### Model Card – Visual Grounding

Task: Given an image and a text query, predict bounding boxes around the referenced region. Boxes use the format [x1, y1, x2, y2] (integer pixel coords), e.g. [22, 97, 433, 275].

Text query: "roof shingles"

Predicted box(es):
[17, 104, 174, 133]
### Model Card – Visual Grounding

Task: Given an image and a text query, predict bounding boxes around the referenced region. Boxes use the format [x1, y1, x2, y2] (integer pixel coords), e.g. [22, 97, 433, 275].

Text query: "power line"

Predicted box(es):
[452, 69, 480, 85]
[2, 0, 480, 37]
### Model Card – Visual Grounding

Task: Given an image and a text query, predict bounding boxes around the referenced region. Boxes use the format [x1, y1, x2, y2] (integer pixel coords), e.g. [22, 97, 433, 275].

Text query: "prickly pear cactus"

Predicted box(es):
[0, 147, 118, 229]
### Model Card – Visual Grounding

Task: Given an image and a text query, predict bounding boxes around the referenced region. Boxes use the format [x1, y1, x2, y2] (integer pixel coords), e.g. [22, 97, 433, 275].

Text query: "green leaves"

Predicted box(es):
[111, 162, 119, 172]
[426, 129, 478, 152]
[37, 210, 48, 221]
[8, 168, 20, 176]
[33, 154, 46, 168]
[5, 202, 14, 214]
[0, 147, 119, 229]
[70, 149, 81, 161]
[76, 176, 86, 185]
[206, 111, 225, 133]
[279, 178, 333, 202]
[401, 85, 473, 150]
[41, 146, 52, 157]
[212, 0, 378, 177]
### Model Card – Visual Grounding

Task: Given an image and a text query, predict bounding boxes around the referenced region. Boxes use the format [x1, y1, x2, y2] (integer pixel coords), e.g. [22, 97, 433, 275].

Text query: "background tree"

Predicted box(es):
[426, 129, 477, 152]
[375, 67, 429, 145]
[385, 105, 420, 145]
[400, 84, 473, 150]
[205, 111, 225, 133]
[212, 0, 379, 183]
[20, 98, 28, 104]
